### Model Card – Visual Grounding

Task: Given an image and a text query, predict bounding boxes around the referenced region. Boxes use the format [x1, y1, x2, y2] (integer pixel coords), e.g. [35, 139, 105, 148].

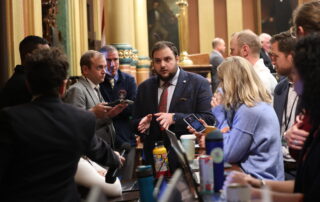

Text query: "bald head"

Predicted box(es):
[212, 38, 226, 54]
[229, 30, 261, 65]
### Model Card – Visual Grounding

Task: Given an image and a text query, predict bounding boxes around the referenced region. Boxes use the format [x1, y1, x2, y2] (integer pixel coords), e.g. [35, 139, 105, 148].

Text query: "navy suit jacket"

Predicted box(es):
[260, 49, 275, 73]
[132, 68, 215, 165]
[100, 70, 137, 148]
[273, 77, 289, 125]
[273, 77, 301, 127]
[0, 96, 120, 202]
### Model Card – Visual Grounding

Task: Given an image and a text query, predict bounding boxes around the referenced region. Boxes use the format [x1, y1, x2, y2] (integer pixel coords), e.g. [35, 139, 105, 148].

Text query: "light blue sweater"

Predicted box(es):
[212, 102, 284, 180]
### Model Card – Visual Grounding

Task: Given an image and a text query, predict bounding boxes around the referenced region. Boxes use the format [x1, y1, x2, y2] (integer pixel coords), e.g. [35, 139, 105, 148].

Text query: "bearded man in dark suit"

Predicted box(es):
[132, 41, 215, 170]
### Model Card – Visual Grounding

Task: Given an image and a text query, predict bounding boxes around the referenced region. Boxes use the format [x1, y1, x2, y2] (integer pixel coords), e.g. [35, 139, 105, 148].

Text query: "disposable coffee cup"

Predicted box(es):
[180, 134, 196, 162]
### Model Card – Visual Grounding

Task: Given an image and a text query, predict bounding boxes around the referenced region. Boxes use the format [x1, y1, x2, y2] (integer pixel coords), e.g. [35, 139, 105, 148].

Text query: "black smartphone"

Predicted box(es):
[183, 114, 206, 132]
[104, 99, 134, 107]
[104, 100, 120, 107]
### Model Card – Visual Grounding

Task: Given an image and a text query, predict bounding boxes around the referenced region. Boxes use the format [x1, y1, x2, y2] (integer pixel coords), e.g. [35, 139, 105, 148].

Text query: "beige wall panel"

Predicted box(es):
[198, 0, 215, 53]
[68, 0, 82, 76]
[134, 0, 149, 56]
[23, 0, 42, 37]
[104, 0, 134, 45]
[93, 0, 102, 41]
[226, 0, 243, 50]
[79, 0, 89, 52]
[6, 0, 25, 76]
[128, 0, 135, 48]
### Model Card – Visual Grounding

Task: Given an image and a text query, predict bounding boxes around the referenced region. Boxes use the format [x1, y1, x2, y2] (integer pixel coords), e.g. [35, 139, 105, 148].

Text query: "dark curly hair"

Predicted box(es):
[294, 33, 320, 128]
[25, 48, 69, 96]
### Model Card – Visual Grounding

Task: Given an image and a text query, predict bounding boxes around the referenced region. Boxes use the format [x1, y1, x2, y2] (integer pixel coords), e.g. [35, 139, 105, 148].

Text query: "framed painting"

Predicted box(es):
[260, 0, 298, 35]
[147, 0, 180, 55]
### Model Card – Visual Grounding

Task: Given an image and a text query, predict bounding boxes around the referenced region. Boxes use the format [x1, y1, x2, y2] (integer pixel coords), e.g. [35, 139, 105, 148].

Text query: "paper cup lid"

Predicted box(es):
[180, 134, 196, 139]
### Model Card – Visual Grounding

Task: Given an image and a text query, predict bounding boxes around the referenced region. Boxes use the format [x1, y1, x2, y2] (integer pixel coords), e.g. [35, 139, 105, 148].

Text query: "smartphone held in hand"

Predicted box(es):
[104, 99, 134, 107]
[183, 114, 206, 132]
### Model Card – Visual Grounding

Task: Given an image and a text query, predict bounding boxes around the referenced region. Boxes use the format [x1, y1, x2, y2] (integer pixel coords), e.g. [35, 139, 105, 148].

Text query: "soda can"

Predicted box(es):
[199, 155, 214, 193]
[226, 183, 250, 202]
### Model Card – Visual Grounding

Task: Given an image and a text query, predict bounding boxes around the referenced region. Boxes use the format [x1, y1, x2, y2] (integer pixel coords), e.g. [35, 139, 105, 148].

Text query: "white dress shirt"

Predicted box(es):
[253, 59, 277, 96]
[157, 67, 180, 112]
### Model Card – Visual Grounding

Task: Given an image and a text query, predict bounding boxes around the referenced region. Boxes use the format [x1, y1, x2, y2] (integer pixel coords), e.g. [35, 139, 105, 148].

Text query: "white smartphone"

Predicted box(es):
[183, 114, 206, 133]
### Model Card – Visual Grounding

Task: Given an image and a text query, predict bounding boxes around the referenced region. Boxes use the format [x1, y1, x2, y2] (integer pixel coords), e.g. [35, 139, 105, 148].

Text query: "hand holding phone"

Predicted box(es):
[183, 114, 206, 133]
[104, 99, 134, 107]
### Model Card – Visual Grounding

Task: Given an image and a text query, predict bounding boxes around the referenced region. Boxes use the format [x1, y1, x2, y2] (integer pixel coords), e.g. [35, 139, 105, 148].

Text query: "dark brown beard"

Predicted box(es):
[157, 67, 178, 82]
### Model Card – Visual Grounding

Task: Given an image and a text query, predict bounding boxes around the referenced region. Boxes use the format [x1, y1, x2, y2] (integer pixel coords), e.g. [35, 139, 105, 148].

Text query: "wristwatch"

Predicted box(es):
[173, 113, 178, 123]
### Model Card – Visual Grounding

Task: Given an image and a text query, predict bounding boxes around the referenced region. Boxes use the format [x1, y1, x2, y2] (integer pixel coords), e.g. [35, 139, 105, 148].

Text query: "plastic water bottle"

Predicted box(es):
[205, 130, 224, 193]
[136, 165, 155, 202]
[153, 141, 170, 178]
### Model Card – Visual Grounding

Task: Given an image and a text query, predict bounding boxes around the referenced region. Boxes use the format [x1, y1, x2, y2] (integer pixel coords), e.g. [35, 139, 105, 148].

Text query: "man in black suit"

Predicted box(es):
[132, 41, 215, 169]
[0, 48, 121, 202]
[0, 35, 49, 109]
[259, 33, 275, 73]
[271, 31, 297, 178]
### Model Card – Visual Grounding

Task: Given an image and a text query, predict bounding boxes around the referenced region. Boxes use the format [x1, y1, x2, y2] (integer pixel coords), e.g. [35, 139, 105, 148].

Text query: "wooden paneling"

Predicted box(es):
[214, 0, 228, 57]
[242, 0, 259, 33]
[188, 0, 200, 54]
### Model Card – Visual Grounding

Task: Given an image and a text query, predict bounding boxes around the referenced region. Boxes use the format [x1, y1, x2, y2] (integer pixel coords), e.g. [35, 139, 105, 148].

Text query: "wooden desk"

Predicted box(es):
[180, 64, 212, 78]
[108, 163, 241, 202]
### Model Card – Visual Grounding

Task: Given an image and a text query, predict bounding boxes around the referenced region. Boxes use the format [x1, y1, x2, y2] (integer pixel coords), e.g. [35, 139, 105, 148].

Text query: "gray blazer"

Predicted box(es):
[63, 77, 115, 147]
[209, 50, 224, 92]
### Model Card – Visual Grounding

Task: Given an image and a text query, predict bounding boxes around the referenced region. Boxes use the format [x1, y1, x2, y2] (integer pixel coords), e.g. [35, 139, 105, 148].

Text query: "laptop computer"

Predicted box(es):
[121, 180, 139, 192]
[165, 129, 202, 202]
[159, 169, 194, 202]
[153, 174, 168, 200]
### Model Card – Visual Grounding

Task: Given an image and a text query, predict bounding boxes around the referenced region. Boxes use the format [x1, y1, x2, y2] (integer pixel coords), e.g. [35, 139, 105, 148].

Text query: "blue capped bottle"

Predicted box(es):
[136, 165, 155, 202]
[205, 129, 224, 193]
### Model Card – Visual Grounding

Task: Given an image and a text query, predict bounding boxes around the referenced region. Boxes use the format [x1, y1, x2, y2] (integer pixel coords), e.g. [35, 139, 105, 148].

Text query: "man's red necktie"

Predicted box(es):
[158, 82, 171, 112]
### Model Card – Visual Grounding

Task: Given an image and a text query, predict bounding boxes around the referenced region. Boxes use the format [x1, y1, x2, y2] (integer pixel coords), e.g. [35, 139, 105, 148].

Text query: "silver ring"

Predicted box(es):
[293, 140, 299, 145]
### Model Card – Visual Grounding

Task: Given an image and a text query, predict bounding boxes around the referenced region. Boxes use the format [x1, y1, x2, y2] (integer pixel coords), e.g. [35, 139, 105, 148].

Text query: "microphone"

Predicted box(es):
[105, 143, 131, 183]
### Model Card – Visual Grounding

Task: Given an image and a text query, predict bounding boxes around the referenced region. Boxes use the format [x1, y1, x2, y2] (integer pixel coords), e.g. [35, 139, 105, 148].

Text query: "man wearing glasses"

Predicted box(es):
[64, 50, 127, 148]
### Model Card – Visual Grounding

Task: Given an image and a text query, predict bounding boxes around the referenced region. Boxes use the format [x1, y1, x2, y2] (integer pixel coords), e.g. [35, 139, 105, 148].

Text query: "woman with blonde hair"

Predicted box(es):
[208, 56, 284, 180]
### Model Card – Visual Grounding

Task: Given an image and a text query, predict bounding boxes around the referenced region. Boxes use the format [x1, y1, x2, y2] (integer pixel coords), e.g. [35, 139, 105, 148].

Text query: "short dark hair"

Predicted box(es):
[25, 48, 69, 96]
[270, 31, 297, 55]
[151, 41, 179, 58]
[80, 50, 104, 69]
[19, 35, 49, 62]
[99, 45, 118, 53]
